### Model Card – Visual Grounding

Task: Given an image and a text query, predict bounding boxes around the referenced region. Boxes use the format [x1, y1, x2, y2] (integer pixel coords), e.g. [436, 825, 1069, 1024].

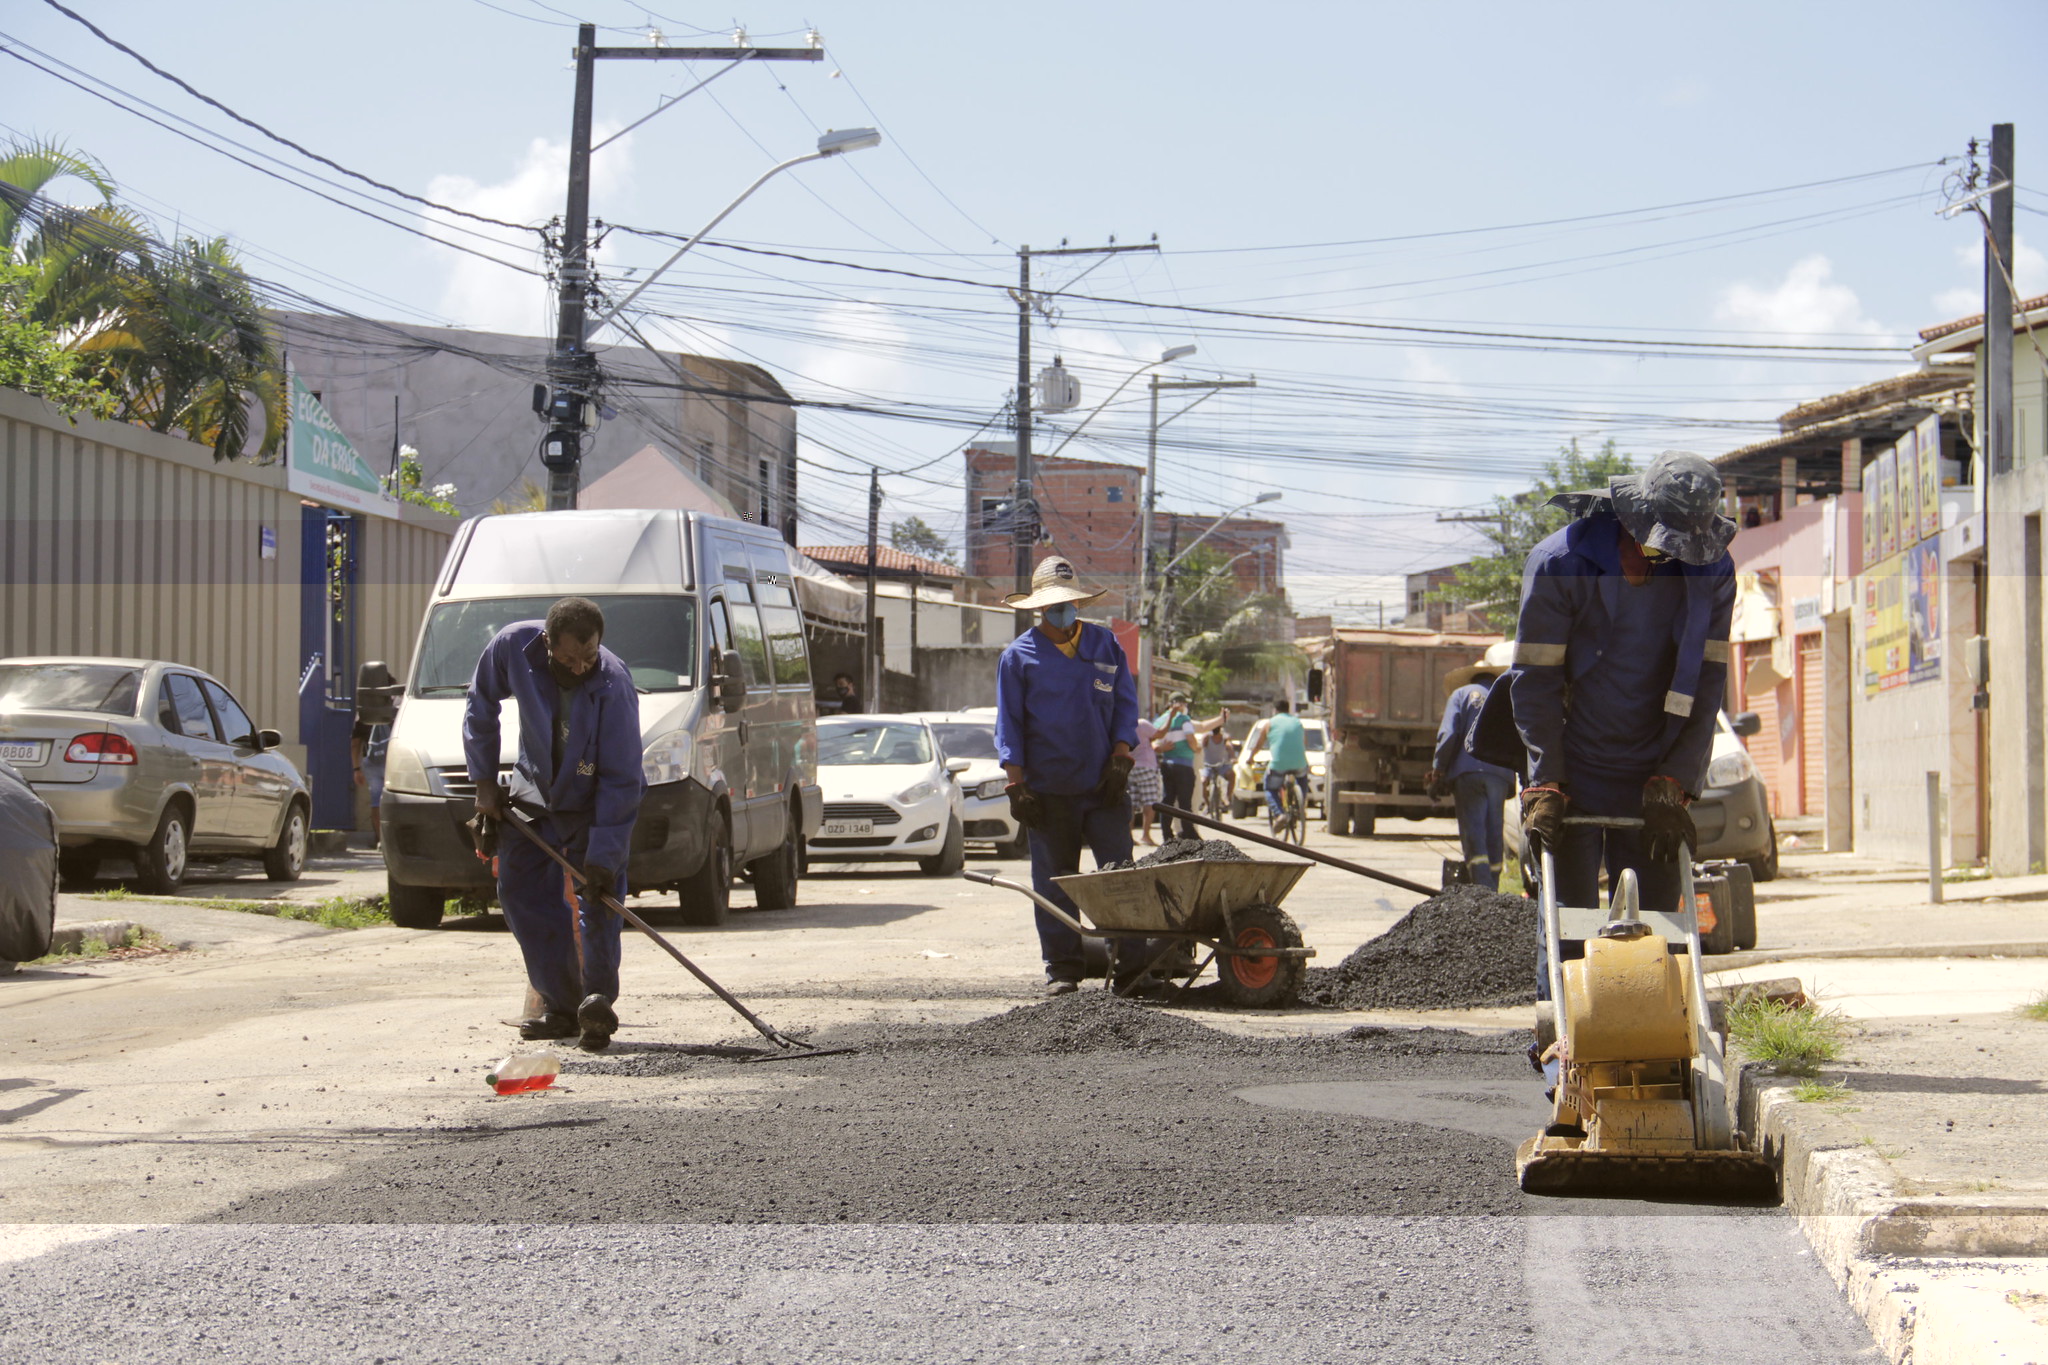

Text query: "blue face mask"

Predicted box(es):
[1043, 602, 1078, 629]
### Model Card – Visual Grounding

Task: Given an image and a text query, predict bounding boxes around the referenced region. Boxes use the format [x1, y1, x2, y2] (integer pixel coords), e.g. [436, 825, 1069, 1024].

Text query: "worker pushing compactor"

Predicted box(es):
[466, 597, 645, 1052]
[1476, 450, 1737, 917]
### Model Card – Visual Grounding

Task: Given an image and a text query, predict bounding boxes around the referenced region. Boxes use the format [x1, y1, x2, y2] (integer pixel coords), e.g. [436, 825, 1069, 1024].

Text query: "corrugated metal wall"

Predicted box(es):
[0, 386, 454, 738]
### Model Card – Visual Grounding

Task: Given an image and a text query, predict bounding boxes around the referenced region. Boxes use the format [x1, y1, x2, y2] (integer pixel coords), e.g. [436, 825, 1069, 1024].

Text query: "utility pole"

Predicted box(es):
[542, 28, 823, 510]
[1986, 123, 2015, 482]
[864, 468, 881, 708]
[1137, 374, 1257, 705]
[1010, 240, 1159, 624]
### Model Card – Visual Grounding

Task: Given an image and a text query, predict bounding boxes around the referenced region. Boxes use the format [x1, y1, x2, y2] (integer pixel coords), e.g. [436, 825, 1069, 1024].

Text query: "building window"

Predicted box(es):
[695, 438, 715, 484]
[979, 497, 1008, 531]
[758, 458, 771, 526]
[1107, 485, 1124, 502]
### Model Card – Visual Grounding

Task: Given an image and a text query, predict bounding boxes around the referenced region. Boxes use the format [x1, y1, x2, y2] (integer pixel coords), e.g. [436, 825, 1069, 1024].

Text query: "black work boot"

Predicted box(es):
[576, 994, 618, 1052]
[519, 1012, 577, 1041]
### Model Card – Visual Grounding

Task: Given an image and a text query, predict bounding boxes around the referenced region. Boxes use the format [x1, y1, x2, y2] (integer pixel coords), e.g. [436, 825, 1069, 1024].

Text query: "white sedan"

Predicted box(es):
[904, 711, 1025, 859]
[808, 717, 967, 876]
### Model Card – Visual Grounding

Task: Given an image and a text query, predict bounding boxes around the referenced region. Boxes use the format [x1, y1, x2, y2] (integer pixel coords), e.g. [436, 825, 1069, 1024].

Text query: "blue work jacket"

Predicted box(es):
[994, 622, 1139, 797]
[463, 622, 645, 871]
[1434, 684, 1512, 783]
[1505, 505, 1734, 796]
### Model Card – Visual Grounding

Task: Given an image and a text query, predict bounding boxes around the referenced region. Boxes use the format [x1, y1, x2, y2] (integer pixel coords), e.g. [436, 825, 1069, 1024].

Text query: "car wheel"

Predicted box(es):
[751, 813, 800, 911]
[387, 880, 446, 929]
[57, 849, 100, 890]
[1746, 816, 1780, 883]
[676, 815, 732, 926]
[135, 802, 190, 895]
[263, 800, 309, 881]
[919, 816, 965, 877]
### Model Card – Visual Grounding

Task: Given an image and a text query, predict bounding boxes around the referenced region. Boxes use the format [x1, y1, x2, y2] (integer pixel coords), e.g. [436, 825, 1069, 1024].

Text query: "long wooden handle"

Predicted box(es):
[1152, 803, 1437, 897]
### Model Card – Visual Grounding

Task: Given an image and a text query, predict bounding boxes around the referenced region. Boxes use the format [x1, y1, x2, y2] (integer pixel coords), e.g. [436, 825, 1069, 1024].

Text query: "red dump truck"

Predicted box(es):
[1302, 627, 1501, 837]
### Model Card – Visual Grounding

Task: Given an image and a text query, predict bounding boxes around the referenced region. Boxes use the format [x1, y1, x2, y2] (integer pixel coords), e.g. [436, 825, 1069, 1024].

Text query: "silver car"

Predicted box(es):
[0, 658, 309, 893]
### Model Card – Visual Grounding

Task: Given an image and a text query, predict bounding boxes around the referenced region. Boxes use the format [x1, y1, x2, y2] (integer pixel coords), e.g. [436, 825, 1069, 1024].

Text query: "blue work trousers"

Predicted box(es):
[1534, 771, 1681, 1001]
[1453, 770, 1514, 892]
[498, 812, 625, 1016]
[1027, 792, 1135, 983]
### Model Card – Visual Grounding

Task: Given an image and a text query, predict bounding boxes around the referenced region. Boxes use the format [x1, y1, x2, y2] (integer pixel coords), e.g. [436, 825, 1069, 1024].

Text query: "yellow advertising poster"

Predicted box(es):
[1917, 413, 1943, 541]
[1893, 426, 1919, 549]
[1863, 554, 1904, 694]
[1873, 446, 1898, 560]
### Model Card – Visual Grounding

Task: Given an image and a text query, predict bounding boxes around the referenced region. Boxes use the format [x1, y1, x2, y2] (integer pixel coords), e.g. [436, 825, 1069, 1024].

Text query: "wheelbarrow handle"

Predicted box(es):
[960, 869, 1089, 937]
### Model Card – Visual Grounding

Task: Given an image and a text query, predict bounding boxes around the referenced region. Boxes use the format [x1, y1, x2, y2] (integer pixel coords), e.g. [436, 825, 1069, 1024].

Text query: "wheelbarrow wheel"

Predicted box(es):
[1215, 903, 1305, 1009]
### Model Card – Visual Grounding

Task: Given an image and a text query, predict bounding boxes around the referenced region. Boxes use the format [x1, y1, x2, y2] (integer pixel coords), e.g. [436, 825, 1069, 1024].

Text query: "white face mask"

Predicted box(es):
[1043, 602, 1078, 629]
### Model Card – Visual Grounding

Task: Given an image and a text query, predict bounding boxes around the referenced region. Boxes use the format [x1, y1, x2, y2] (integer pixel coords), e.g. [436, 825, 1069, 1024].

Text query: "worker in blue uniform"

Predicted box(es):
[466, 596, 645, 1051]
[1485, 451, 1737, 918]
[1428, 641, 1517, 890]
[994, 556, 1142, 996]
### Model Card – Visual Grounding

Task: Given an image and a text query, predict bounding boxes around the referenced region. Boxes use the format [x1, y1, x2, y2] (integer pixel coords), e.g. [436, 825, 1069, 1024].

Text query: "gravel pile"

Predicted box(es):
[1103, 837, 1250, 871]
[938, 988, 1251, 1056]
[1300, 884, 1538, 1011]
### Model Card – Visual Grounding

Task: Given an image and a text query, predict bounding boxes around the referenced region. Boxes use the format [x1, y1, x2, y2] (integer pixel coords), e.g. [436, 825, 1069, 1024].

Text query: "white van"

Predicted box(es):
[378, 509, 823, 928]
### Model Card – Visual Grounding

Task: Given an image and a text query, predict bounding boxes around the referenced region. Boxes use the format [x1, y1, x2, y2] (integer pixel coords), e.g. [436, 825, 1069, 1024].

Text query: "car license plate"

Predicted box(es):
[822, 819, 873, 837]
[0, 741, 44, 764]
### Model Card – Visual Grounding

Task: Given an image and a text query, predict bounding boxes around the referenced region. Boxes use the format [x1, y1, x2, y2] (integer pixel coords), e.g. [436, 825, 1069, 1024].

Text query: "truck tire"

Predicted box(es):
[1215, 903, 1306, 1009]
[1326, 784, 1352, 837]
[676, 814, 733, 926]
[387, 880, 446, 929]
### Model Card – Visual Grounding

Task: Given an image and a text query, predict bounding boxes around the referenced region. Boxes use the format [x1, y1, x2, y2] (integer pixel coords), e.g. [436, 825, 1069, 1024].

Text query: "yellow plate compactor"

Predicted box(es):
[1516, 818, 1778, 1202]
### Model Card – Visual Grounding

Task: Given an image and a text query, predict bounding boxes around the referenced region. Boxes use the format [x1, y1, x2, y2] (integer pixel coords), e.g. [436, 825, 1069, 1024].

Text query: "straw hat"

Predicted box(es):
[1002, 555, 1106, 610]
[1444, 640, 1516, 695]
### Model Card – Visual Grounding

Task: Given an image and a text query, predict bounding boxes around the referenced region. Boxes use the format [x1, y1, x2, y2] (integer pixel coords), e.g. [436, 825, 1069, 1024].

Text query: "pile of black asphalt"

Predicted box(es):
[215, 991, 1531, 1227]
[1102, 837, 1252, 870]
[1298, 884, 1539, 1011]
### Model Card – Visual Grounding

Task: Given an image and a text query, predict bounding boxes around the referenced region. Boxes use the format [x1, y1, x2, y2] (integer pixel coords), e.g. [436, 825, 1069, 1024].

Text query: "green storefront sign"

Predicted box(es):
[285, 370, 393, 517]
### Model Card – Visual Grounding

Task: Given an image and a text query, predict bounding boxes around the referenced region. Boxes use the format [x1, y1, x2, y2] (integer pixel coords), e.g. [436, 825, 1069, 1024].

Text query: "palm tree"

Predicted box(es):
[0, 139, 148, 332]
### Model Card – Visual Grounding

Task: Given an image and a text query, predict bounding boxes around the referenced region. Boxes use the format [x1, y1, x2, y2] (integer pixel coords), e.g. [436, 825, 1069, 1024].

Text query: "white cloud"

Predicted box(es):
[1713, 254, 1888, 343]
[424, 128, 634, 335]
[795, 297, 918, 401]
[1931, 235, 2048, 321]
[1660, 77, 1710, 108]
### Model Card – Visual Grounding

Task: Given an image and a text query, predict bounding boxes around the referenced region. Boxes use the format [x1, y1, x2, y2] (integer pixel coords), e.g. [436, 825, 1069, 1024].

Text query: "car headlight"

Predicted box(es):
[895, 780, 940, 805]
[384, 741, 432, 796]
[1706, 749, 1756, 790]
[1310, 763, 1325, 777]
[976, 777, 1008, 801]
[643, 729, 693, 786]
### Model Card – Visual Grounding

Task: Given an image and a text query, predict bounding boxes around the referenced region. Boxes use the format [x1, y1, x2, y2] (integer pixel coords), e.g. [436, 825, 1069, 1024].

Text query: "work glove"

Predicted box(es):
[1519, 785, 1567, 853]
[1095, 753, 1134, 807]
[464, 810, 498, 860]
[1641, 776, 1696, 865]
[582, 862, 618, 899]
[1006, 782, 1045, 830]
[473, 778, 508, 820]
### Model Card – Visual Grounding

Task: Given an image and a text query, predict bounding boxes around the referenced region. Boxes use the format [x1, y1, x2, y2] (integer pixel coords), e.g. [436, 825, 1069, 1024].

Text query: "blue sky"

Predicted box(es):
[6, 0, 2046, 616]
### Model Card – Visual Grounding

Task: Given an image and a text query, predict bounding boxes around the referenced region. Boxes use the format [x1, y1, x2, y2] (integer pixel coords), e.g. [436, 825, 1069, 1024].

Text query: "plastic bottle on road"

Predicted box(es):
[485, 1049, 561, 1095]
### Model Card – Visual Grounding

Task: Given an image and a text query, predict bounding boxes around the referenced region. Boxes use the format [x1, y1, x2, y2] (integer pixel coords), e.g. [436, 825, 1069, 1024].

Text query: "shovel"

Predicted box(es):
[494, 810, 854, 1062]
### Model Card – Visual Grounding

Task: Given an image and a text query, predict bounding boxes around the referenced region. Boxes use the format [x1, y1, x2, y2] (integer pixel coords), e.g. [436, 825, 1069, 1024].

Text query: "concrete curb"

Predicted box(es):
[1708, 942, 2048, 974]
[44, 920, 139, 956]
[1742, 1066, 2048, 1362]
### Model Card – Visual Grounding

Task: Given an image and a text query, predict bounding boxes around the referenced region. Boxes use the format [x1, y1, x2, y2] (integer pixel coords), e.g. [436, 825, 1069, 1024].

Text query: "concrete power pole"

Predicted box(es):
[864, 468, 882, 707]
[542, 30, 823, 510]
[1986, 123, 2016, 482]
[1009, 240, 1159, 623]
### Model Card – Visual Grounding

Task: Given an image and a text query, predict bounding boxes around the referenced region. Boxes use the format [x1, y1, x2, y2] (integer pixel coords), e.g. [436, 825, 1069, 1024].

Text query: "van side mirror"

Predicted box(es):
[1729, 711, 1762, 737]
[1307, 667, 1324, 703]
[717, 651, 747, 714]
[944, 756, 971, 775]
[257, 728, 283, 750]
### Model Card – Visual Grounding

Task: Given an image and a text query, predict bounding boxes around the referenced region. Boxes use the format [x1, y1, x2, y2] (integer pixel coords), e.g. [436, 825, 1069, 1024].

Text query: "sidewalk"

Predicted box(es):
[1728, 842, 2048, 1364]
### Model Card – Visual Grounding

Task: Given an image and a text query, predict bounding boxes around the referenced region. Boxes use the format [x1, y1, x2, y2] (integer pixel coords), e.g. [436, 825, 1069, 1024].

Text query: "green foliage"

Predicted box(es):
[1167, 545, 1298, 703]
[1429, 438, 1637, 634]
[1728, 995, 1851, 1076]
[1791, 1078, 1852, 1104]
[87, 890, 393, 929]
[889, 515, 956, 566]
[28, 925, 171, 964]
[384, 446, 459, 515]
[2018, 991, 2048, 1022]
[0, 263, 112, 419]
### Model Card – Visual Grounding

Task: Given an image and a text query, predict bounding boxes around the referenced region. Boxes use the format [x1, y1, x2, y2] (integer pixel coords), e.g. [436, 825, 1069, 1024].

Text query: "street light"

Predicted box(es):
[587, 127, 882, 339]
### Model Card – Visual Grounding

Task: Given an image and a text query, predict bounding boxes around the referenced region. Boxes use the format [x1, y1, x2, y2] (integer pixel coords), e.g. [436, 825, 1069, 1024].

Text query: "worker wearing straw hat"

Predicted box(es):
[1429, 640, 1517, 890]
[994, 556, 1143, 995]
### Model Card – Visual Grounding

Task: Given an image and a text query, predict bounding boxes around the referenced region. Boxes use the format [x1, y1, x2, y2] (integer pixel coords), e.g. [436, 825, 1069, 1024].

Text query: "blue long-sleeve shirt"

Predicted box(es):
[1434, 683, 1512, 783]
[994, 622, 1139, 796]
[463, 621, 645, 871]
[1507, 506, 1734, 796]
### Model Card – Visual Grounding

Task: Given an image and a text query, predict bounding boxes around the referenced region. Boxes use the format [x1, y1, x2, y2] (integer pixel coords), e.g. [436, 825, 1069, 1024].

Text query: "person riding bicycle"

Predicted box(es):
[1243, 699, 1310, 836]
[1199, 709, 1234, 810]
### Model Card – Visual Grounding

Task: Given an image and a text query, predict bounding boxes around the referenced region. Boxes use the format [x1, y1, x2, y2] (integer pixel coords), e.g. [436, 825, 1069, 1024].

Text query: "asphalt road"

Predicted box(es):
[0, 817, 1880, 1362]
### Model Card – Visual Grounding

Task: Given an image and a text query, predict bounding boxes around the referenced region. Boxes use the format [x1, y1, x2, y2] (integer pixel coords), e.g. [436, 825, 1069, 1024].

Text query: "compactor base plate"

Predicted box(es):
[1515, 1134, 1780, 1203]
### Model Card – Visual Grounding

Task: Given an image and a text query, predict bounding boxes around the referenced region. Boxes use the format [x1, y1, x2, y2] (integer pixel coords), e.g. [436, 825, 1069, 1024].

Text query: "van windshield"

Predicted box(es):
[411, 596, 698, 696]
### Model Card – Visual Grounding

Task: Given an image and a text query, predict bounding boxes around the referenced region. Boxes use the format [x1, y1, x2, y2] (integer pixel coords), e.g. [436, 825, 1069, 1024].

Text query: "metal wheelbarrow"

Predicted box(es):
[964, 857, 1316, 1007]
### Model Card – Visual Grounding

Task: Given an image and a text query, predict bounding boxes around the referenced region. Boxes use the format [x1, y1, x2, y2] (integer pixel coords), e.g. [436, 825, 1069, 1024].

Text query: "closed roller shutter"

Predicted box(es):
[1798, 634, 1824, 818]
[1743, 640, 1783, 812]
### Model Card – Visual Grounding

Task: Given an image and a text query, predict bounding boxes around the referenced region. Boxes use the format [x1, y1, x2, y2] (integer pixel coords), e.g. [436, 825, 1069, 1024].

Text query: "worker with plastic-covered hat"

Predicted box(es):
[1470, 450, 1737, 918]
[994, 556, 1144, 995]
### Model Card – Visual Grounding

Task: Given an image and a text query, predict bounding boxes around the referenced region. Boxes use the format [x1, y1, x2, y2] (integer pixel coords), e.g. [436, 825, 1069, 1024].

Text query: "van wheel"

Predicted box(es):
[135, 802, 190, 894]
[388, 881, 446, 929]
[677, 817, 732, 926]
[919, 816, 965, 877]
[1745, 816, 1781, 882]
[752, 816, 800, 911]
[263, 800, 309, 881]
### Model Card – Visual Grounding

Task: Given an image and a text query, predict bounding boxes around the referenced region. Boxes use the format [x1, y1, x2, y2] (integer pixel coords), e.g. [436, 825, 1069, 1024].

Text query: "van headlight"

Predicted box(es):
[643, 729, 693, 786]
[895, 780, 939, 806]
[1706, 749, 1756, 790]
[384, 741, 432, 796]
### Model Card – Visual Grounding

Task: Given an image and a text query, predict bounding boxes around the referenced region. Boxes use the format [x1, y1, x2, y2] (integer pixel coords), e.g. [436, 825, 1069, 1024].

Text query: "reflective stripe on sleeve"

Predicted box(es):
[1514, 641, 1567, 667]
[1664, 690, 1694, 717]
[1703, 639, 1730, 664]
